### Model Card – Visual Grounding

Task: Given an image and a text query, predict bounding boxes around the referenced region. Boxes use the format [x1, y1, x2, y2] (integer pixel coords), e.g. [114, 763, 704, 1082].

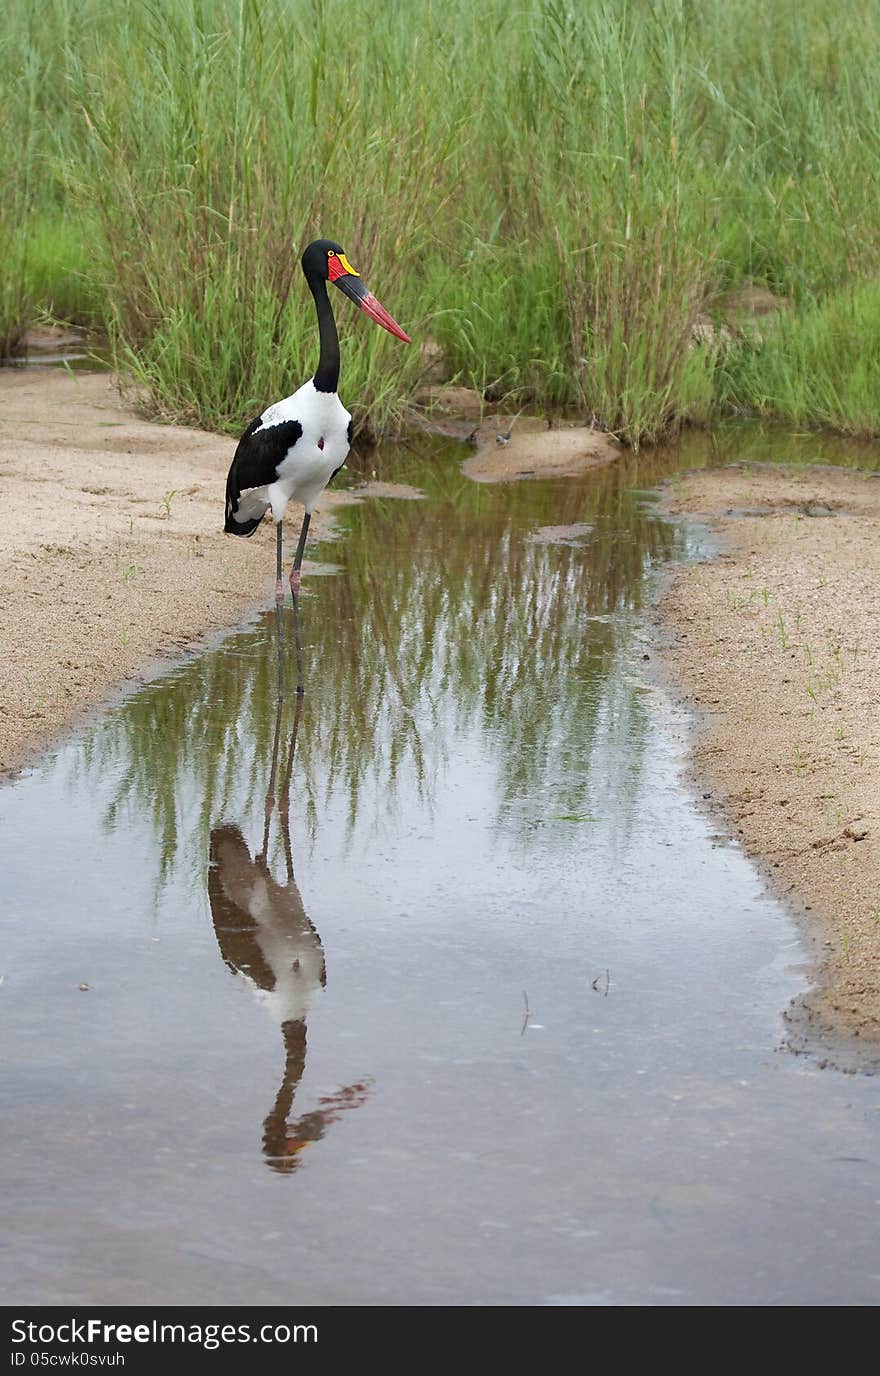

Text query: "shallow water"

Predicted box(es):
[0, 332, 113, 372]
[2, 427, 879, 1306]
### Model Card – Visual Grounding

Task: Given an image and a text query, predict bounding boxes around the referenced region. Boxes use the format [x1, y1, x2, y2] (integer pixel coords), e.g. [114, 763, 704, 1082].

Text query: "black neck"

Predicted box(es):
[307, 273, 339, 394]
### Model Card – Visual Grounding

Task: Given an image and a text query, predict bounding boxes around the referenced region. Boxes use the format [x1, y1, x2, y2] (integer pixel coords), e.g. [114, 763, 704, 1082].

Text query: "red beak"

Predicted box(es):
[334, 274, 411, 343]
[356, 291, 411, 343]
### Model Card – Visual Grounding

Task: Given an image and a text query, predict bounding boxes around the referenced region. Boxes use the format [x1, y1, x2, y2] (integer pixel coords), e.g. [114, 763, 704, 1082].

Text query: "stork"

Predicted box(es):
[223, 238, 410, 688]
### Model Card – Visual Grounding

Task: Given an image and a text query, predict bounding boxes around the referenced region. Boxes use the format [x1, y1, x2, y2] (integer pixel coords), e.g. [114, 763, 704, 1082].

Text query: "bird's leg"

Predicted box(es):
[261, 688, 284, 861]
[261, 568, 285, 858]
[274, 601, 285, 701]
[274, 521, 285, 700]
[279, 689, 303, 881]
[289, 511, 311, 697]
[275, 519, 285, 607]
[289, 511, 311, 600]
[291, 595, 305, 696]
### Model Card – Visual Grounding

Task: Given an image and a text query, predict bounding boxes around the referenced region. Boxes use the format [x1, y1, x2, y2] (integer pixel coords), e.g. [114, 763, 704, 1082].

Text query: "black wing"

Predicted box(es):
[224, 416, 303, 536]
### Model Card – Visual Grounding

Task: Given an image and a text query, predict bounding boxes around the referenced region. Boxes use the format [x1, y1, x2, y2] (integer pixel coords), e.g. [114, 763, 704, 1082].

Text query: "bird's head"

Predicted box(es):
[301, 238, 411, 343]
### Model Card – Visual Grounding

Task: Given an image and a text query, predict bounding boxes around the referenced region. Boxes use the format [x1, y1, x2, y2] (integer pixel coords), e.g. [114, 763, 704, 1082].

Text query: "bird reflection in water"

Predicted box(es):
[208, 608, 370, 1172]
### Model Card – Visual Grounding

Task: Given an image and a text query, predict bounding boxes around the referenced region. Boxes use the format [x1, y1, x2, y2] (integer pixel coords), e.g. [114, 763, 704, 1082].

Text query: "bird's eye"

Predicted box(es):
[327, 251, 335, 259]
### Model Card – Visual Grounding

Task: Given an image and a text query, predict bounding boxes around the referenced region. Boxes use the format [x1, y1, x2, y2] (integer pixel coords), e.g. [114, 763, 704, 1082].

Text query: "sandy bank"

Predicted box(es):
[658, 462, 880, 1060]
[462, 420, 620, 484]
[410, 385, 621, 483]
[0, 371, 359, 774]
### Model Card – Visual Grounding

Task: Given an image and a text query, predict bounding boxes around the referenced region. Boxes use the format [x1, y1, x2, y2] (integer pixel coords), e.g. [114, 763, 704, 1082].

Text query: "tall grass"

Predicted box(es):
[720, 281, 880, 435]
[0, 24, 41, 354]
[3, 0, 880, 441]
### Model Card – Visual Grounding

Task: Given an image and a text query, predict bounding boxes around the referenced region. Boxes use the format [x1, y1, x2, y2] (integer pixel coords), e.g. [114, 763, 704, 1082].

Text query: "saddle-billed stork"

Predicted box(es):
[223, 238, 410, 647]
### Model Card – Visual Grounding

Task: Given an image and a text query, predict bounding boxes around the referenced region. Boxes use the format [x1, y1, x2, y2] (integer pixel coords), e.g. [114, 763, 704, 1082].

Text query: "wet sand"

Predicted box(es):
[658, 463, 880, 1054]
[0, 371, 348, 774]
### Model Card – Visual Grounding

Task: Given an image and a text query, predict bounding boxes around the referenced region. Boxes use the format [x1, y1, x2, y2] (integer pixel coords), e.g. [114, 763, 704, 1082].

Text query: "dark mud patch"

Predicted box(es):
[327, 480, 426, 507]
[526, 522, 594, 546]
[351, 480, 425, 501]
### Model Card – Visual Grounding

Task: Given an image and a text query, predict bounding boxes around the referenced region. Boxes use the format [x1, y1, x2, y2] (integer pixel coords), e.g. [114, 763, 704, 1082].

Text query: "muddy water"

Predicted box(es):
[2, 429, 879, 1306]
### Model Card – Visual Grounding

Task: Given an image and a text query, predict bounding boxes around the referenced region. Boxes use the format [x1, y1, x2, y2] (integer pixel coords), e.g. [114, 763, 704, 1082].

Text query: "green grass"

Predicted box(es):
[23, 215, 104, 326]
[0, 211, 103, 353]
[720, 280, 880, 435]
[3, 0, 880, 441]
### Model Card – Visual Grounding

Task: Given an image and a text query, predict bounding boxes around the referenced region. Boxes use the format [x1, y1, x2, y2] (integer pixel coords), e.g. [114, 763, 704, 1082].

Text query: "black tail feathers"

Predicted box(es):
[224, 507, 265, 538]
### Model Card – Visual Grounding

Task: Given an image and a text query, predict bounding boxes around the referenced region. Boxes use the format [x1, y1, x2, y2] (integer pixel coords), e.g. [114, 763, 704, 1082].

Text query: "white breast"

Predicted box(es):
[264, 381, 351, 518]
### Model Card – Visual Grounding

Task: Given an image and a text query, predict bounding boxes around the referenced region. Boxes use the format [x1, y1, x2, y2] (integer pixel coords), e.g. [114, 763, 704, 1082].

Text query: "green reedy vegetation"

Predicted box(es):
[2, 0, 880, 442]
[719, 281, 880, 436]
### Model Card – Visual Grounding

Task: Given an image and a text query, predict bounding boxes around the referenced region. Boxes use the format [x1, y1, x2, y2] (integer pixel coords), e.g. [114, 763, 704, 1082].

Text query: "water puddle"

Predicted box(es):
[2, 426, 879, 1305]
[1, 327, 112, 371]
